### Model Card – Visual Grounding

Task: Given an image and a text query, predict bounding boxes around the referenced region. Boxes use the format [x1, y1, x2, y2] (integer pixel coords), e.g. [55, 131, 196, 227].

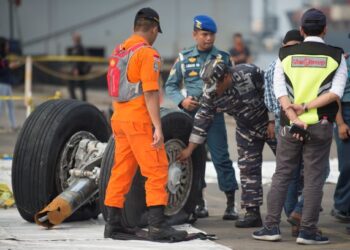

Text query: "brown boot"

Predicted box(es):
[287, 211, 301, 226]
[287, 212, 301, 237]
[291, 225, 300, 237]
[288, 212, 323, 237]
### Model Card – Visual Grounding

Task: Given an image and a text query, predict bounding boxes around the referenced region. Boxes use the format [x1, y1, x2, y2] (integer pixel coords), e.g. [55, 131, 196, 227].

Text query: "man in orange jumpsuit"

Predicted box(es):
[104, 8, 187, 241]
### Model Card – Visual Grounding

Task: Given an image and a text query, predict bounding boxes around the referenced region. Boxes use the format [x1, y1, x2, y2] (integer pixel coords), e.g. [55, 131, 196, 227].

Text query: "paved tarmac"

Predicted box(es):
[197, 183, 350, 250]
[1, 183, 349, 250]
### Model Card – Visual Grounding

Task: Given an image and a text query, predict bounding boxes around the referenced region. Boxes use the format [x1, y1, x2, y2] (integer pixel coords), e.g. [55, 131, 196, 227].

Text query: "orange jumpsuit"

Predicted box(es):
[104, 34, 168, 208]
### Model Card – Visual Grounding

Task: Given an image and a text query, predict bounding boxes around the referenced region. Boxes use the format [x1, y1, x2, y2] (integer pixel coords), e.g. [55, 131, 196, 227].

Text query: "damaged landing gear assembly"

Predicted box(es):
[12, 100, 206, 228]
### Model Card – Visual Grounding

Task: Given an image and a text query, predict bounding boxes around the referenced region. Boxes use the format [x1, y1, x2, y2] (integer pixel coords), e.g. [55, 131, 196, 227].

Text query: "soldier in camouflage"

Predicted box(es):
[178, 58, 277, 228]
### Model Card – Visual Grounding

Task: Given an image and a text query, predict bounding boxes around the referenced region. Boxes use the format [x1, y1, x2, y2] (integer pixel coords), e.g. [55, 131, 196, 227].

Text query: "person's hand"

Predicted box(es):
[267, 121, 275, 139]
[176, 147, 193, 162]
[338, 123, 350, 140]
[181, 96, 199, 111]
[151, 127, 164, 149]
[288, 104, 304, 115]
[291, 118, 308, 141]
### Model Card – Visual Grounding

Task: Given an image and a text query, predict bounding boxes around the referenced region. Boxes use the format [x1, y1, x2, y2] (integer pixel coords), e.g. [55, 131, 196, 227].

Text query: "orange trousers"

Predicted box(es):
[104, 120, 169, 208]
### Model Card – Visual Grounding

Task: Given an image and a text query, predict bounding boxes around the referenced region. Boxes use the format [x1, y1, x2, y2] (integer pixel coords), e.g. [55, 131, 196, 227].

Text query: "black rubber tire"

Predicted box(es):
[12, 99, 111, 222]
[99, 137, 148, 227]
[99, 108, 206, 227]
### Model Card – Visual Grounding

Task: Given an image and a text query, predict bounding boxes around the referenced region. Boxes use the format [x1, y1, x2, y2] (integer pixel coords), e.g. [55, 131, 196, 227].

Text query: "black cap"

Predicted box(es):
[283, 29, 304, 44]
[301, 8, 326, 29]
[135, 7, 162, 33]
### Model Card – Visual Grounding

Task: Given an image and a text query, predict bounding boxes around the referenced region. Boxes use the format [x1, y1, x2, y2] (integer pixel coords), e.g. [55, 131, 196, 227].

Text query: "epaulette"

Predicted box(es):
[180, 46, 195, 55]
[217, 50, 230, 58]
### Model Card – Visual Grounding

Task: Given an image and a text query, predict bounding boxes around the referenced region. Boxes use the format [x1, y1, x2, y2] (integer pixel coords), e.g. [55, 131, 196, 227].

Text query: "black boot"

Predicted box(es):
[223, 191, 238, 220]
[104, 206, 135, 238]
[235, 207, 262, 228]
[148, 205, 188, 241]
[194, 191, 209, 218]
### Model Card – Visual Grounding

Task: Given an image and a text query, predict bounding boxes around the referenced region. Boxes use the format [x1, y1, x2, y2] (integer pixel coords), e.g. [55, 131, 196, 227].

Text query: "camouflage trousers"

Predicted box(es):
[236, 129, 277, 209]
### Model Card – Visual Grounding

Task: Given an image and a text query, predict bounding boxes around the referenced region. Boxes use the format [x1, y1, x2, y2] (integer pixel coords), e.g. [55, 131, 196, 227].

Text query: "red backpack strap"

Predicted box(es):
[111, 42, 147, 57]
[111, 44, 123, 56]
[128, 42, 147, 52]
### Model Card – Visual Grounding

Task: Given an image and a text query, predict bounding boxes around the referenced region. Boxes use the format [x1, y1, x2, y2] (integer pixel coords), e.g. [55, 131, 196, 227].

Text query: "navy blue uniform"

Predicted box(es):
[165, 45, 239, 193]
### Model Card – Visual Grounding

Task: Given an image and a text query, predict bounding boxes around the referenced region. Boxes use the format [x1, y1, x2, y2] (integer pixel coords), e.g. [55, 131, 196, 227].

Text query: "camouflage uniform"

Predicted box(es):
[189, 63, 277, 209]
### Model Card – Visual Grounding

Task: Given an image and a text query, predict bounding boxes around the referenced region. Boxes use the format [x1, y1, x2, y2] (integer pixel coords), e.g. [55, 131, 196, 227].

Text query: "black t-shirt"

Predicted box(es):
[229, 47, 250, 65]
[0, 58, 12, 84]
[70, 44, 90, 75]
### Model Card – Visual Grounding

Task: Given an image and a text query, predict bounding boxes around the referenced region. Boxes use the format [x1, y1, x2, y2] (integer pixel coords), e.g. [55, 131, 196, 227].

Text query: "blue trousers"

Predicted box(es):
[0, 83, 16, 128]
[187, 111, 238, 193]
[283, 160, 303, 216]
[334, 102, 350, 213]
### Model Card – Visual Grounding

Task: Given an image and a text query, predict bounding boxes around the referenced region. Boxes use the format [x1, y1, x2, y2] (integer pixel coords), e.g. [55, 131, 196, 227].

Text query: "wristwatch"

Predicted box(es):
[301, 103, 309, 113]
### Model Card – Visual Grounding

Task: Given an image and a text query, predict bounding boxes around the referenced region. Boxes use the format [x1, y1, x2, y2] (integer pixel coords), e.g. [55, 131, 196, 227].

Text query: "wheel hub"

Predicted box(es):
[167, 162, 182, 194]
[164, 139, 193, 216]
[57, 131, 96, 191]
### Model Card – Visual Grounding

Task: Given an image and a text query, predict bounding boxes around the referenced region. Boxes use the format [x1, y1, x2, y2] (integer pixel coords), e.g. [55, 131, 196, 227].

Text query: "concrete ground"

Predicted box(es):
[197, 183, 350, 250]
[1, 183, 349, 250]
[1, 85, 349, 249]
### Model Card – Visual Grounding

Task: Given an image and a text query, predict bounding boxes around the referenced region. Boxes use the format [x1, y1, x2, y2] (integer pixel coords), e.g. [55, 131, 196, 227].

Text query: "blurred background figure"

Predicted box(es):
[229, 33, 252, 65]
[0, 37, 17, 132]
[331, 34, 350, 227]
[68, 32, 90, 101]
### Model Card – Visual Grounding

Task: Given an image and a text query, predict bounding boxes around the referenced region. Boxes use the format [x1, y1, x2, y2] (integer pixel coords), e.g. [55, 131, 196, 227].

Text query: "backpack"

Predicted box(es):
[107, 42, 147, 102]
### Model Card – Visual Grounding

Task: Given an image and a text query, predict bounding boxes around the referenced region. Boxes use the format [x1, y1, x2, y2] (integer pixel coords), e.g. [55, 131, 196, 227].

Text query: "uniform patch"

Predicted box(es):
[185, 63, 201, 68]
[153, 54, 161, 62]
[154, 62, 159, 72]
[291, 56, 327, 68]
[189, 57, 197, 63]
[189, 70, 198, 77]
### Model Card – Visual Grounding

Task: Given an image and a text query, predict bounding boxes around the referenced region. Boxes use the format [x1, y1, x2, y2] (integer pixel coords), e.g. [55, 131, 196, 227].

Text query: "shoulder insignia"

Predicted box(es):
[181, 47, 194, 55]
[154, 61, 159, 72]
[153, 54, 161, 62]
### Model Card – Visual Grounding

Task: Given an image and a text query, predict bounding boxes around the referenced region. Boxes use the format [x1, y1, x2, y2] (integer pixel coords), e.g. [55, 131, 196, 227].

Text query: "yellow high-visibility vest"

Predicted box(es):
[279, 42, 342, 125]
